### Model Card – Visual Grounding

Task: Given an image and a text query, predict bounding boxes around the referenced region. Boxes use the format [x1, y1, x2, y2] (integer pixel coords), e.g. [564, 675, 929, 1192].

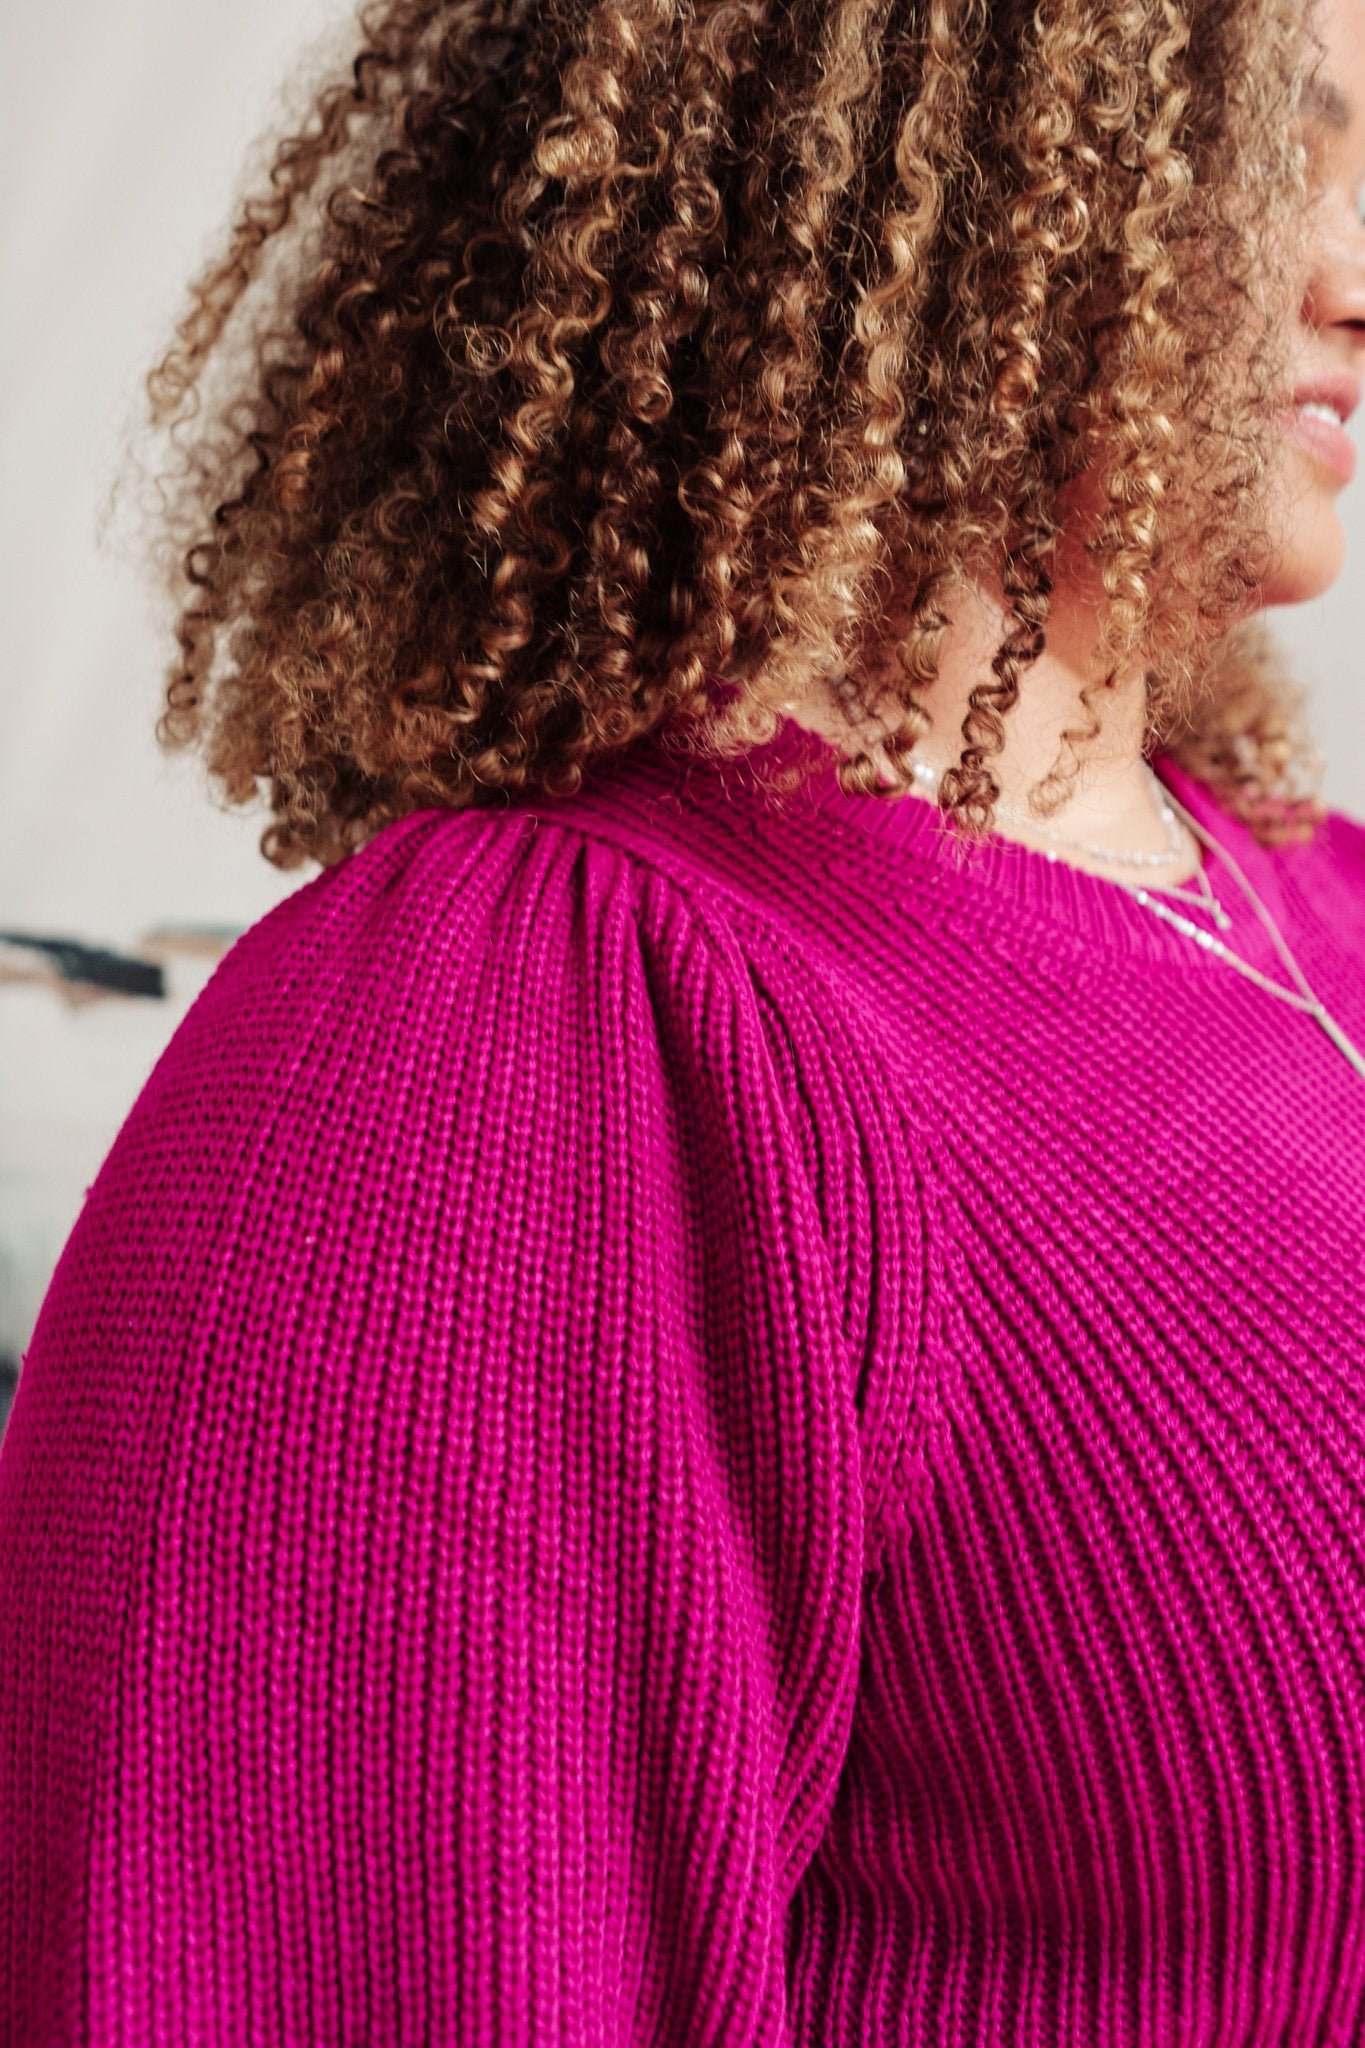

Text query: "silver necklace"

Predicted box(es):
[907, 752, 1213, 898]
[911, 754, 1185, 854]
[909, 754, 1365, 1080]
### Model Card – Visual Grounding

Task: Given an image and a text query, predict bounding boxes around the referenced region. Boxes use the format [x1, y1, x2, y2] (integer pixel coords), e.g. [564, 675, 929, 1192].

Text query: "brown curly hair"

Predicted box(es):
[138, 0, 1332, 871]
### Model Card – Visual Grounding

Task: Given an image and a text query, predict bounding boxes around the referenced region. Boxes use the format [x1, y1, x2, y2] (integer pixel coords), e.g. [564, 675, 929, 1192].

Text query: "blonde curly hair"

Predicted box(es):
[140, 0, 1329, 870]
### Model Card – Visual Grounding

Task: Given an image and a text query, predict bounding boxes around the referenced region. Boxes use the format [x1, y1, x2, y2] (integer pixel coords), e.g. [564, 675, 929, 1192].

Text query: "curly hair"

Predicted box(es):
[137, 0, 1332, 871]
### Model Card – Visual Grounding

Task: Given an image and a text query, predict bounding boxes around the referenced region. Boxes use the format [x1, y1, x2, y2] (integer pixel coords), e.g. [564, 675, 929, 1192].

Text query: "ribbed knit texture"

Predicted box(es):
[4, 692, 1365, 2045]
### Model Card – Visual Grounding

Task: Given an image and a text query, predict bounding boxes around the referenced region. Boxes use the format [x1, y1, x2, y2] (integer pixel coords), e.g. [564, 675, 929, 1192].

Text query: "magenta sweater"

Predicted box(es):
[4, 701, 1365, 2044]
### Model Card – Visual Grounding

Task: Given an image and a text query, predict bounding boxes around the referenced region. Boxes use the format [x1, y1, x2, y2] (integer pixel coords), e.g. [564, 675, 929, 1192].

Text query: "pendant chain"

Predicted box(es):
[907, 753, 1365, 1080]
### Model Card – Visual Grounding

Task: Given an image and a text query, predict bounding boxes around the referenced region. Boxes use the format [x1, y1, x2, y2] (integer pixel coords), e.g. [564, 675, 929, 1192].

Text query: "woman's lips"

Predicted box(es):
[1277, 374, 1360, 485]
[1280, 403, 1359, 484]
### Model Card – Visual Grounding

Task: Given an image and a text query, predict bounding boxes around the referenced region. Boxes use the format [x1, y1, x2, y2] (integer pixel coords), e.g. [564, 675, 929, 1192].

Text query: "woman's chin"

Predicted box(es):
[1261, 506, 1348, 607]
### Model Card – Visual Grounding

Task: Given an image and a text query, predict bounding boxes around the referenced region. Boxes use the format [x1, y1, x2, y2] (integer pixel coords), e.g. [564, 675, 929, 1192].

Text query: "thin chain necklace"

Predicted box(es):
[908, 753, 1365, 1080]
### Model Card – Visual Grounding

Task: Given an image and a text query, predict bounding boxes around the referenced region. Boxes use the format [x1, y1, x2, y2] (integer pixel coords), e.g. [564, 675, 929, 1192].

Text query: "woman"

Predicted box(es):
[4, 0, 1365, 2037]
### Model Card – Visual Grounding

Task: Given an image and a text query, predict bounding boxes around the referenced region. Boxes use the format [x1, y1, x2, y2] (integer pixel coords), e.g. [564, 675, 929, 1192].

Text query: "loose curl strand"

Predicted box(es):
[135, 0, 1329, 870]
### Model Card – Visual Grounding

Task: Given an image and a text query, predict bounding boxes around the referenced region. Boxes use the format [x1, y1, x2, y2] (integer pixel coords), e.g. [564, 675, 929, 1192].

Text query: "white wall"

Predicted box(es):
[0, 0, 347, 1384]
[3, 0, 1364, 1383]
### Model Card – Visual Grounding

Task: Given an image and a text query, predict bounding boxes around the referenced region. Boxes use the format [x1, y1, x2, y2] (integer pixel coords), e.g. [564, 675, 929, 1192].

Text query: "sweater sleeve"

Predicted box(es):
[0, 810, 878, 2046]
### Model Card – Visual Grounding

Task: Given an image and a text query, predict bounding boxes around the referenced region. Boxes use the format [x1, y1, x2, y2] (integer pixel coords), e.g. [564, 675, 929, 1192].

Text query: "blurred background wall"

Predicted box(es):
[3, 0, 1365, 1428]
[0, 0, 343, 1422]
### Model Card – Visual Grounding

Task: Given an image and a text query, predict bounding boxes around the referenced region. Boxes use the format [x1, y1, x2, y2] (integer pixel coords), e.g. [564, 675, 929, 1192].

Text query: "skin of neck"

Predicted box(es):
[782, 527, 1191, 872]
[893, 567, 1161, 849]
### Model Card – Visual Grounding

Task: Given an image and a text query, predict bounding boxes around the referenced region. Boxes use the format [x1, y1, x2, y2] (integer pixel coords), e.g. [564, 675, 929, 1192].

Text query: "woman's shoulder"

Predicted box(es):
[129, 799, 839, 1176]
[95, 793, 939, 1324]
[1312, 799, 1365, 872]
[203, 798, 767, 1041]
[1276, 794, 1365, 930]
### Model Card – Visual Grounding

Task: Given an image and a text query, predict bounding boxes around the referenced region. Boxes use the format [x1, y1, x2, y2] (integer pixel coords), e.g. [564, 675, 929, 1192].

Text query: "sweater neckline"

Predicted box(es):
[648, 699, 1304, 975]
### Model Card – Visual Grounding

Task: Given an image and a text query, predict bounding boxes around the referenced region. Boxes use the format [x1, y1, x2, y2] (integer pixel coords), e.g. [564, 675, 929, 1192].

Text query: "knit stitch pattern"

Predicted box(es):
[3, 706, 1365, 2044]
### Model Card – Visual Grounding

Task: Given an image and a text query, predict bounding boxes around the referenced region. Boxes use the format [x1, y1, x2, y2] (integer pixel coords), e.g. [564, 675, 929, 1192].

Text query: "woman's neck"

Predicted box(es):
[775, 573, 1206, 887]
